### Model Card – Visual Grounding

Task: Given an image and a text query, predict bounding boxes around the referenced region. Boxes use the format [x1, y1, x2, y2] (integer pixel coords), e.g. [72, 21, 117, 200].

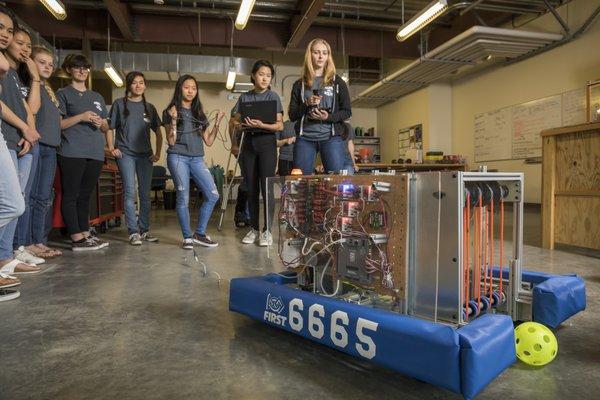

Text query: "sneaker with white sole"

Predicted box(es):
[129, 233, 142, 246]
[182, 238, 194, 249]
[259, 231, 273, 247]
[14, 246, 45, 265]
[242, 229, 258, 244]
[140, 232, 159, 242]
[72, 238, 102, 251]
[192, 233, 218, 248]
[90, 236, 109, 249]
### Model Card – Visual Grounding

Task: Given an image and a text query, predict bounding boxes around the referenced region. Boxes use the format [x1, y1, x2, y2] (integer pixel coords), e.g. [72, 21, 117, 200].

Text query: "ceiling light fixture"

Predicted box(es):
[39, 0, 67, 20]
[226, 67, 237, 90]
[396, 0, 447, 42]
[104, 15, 124, 87]
[226, 18, 237, 90]
[235, 0, 256, 30]
[104, 63, 123, 87]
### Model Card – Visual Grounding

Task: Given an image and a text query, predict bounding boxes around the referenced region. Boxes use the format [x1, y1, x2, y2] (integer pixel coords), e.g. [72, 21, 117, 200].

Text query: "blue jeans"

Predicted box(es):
[0, 150, 32, 259]
[0, 135, 24, 230]
[29, 143, 57, 244]
[116, 153, 153, 235]
[14, 143, 39, 247]
[167, 153, 219, 239]
[293, 136, 346, 174]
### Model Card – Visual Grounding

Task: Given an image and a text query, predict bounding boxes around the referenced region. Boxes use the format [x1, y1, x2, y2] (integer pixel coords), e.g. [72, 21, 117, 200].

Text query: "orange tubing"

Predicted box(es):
[499, 199, 504, 294]
[465, 194, 471, 318]
[489, 200, 494, 303]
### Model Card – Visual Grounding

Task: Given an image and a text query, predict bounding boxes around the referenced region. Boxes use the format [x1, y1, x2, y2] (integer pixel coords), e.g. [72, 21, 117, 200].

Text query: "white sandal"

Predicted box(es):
[0, 259, 41, 275]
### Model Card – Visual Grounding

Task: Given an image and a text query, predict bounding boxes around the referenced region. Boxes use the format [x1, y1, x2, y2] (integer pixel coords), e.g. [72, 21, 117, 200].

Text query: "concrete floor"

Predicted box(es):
[0, 207, 598, 400]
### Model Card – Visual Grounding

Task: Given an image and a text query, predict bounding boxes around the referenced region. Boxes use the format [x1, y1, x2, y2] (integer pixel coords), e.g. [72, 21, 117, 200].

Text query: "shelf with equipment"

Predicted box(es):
[354, 136, 381, 164]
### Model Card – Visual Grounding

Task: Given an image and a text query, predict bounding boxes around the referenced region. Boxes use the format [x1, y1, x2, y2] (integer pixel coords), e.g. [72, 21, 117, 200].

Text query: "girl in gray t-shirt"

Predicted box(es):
[163, 74, 225, 249]
[108, 71, 163, 245]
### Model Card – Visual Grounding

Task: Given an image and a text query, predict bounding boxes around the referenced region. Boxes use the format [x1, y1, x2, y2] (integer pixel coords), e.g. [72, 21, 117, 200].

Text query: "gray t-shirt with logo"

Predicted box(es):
[57, 86, 108, 161]
[0, 68, 28, 151]
[35, 85, 63, 147]
[162, 107, 206, 157]
[109, 97, 161, 156]
[302, 76, 334, 141]
[277, 120, 295, 161]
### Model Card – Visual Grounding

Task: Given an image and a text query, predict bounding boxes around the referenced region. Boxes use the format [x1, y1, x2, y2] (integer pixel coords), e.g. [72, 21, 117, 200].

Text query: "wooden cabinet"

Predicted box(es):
[541, 122, 600, 250]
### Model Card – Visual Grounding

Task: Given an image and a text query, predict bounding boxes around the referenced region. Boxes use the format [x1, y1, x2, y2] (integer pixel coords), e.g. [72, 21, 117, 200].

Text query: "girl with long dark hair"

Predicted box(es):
[0, 22, 43, 275]
[56, 54, 110, 251]
[231, 59, 284, 247]
[107, 71, 163, 245]
[288, 38, 352, 174]
[163, 74, 224, 249]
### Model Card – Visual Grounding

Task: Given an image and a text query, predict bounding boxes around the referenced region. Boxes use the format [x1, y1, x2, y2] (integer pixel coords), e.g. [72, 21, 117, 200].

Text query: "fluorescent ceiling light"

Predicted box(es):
[104, 63, 124, 87]
[226, 67, 237, 90]
[39, 0, 67, 20]
[396, 0, 447, 42]
[235, 0, 256, 30]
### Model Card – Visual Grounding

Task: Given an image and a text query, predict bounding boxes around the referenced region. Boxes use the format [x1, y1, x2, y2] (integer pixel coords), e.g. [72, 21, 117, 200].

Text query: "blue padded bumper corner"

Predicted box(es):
[492, 268, 586, 327]
[532, 275, 586, 328]
[229, 275, 516, 399]
[458, 314, 516, 400]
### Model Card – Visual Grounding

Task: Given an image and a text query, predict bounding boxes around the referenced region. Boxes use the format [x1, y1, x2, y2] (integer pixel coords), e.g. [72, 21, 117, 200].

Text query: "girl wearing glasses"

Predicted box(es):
[56, 54, 110, 251]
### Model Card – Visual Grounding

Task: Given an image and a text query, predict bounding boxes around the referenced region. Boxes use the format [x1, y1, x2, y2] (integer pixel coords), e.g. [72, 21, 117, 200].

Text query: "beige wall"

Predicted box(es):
[376, 0, 600, 202]
[377, 87, 429, 163]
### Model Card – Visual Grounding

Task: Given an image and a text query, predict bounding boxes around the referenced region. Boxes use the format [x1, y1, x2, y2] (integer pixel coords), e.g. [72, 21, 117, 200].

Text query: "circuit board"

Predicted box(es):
[277, 175, 409, 306]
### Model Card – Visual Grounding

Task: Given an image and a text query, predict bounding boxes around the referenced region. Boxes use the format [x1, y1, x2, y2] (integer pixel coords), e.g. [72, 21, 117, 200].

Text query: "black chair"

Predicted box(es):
[151, 166, 167, 207]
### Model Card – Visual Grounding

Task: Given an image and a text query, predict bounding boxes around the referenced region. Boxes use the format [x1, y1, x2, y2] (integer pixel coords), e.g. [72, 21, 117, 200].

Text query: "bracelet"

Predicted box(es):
[32, 79, 41, 83]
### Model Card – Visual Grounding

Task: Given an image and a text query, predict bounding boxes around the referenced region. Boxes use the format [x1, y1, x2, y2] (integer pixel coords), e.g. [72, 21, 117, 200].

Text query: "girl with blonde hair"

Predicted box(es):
[288, 38, 352, 174]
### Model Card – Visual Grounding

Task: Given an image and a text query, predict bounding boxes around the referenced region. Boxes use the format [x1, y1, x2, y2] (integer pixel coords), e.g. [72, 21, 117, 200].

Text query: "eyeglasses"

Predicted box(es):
[72, 66, 90, 72]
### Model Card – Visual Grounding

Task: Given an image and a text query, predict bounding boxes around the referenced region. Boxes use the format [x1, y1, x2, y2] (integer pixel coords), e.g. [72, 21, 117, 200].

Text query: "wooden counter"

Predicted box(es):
[358, 163, 467, 172]
[541, 122, 600, 250]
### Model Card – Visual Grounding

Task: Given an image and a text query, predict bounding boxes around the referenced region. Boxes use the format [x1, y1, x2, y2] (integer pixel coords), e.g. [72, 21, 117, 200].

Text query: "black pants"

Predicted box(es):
[240, 133, 277, 231]
[58, 156, 103, 235]
[278, 159, 293, 176]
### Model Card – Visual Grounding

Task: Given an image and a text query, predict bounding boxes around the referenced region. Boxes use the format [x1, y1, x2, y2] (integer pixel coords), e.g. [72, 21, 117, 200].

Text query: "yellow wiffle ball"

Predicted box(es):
[515, 322, 558, 366]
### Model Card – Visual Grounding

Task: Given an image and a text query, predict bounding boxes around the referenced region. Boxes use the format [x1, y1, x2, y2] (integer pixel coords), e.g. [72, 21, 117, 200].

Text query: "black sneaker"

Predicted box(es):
[192, 233, 218, 248]
[140, 232, 159, 242]
[72, 238, 102, 252]
[91, 237, 109, 249]
[182, 238, 194, 250]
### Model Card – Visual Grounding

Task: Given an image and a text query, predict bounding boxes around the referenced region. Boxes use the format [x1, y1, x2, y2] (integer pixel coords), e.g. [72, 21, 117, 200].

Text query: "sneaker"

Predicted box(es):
[259, 231, 273, 247]
[140, 232, 159, 242]
[14, 246, 45, 265]
[129, 233, 142, 246]
[0, 288, 20, 302]
[242, 229, 258, 244]
[234, 212, 246, 228]
[72, 238, 102, 252]
[90, 236, 109, 249]
[182, 238, 194, 250]
[192, 233, 218, 248]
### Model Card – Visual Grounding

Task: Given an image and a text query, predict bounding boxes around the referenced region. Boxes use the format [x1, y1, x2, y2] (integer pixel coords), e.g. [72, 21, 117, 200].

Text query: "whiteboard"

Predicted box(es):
[562, 88, 587, 126]
[473, 87, 587, 162]
[474, 107, 512, 161]
[512, 95, 562, 159]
